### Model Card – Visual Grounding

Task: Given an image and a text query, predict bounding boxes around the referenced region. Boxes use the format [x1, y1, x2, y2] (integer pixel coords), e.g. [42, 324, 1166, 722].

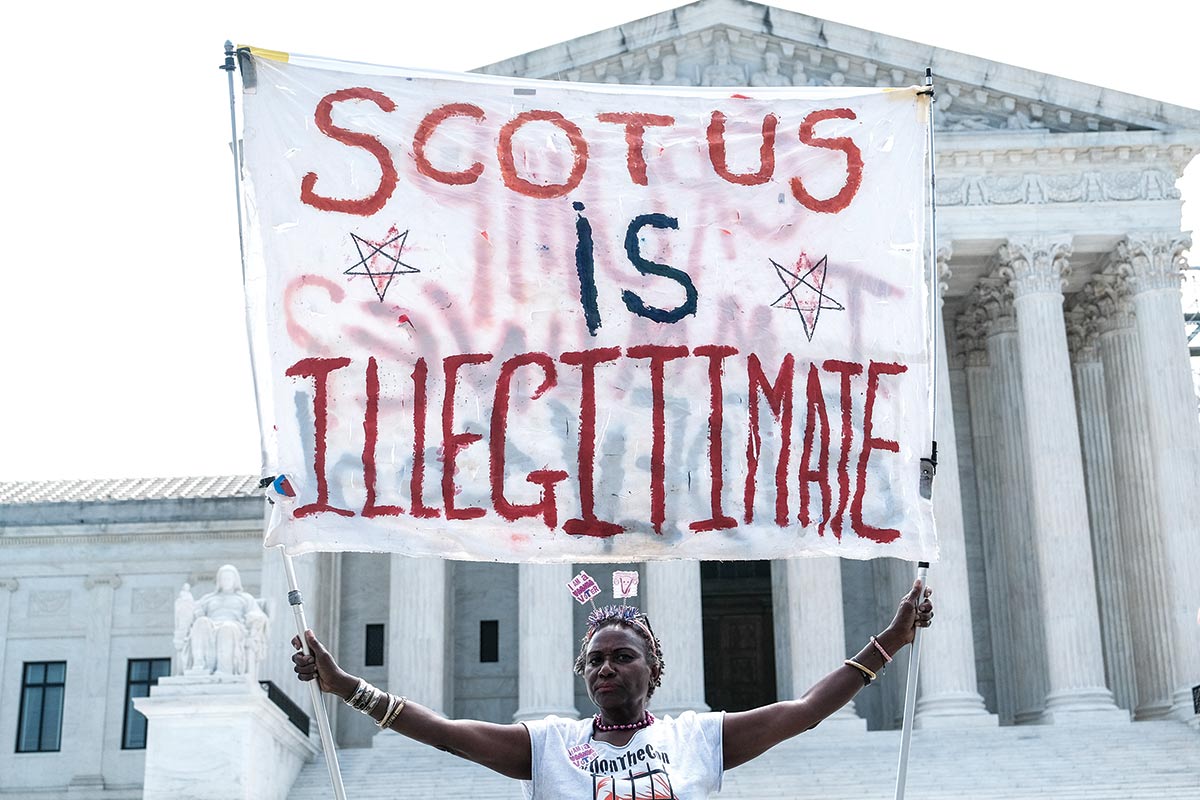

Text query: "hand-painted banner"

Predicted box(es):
[240, 49, 937, 563]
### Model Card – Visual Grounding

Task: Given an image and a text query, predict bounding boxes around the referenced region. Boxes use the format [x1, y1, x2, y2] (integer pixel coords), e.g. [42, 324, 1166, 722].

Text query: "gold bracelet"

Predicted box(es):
[843, 659, 877, 683]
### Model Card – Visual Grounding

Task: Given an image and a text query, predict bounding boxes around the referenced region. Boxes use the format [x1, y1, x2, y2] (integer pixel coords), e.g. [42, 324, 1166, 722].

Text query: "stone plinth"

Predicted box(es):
[135, 675, 317, 800]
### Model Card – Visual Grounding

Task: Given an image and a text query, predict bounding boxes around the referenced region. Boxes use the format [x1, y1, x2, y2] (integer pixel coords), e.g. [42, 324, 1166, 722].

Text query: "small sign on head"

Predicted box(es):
[612, 570, 640, 599]
[567, 571, 601, 605]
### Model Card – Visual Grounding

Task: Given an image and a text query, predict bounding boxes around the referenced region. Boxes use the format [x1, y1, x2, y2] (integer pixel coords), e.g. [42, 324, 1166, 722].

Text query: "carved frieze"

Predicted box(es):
[132, 587, 175, 615]
[935, 168, 1181, 207]
[29, 590, 70, 618]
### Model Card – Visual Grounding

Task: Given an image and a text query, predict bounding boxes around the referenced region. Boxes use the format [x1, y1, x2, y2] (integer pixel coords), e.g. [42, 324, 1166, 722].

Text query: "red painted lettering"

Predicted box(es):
[745, 354, 793, 526]
[286, 357, 355, 518]
[822, 359, 862, 538]
[560, 348, 624, 537]
[497, 111, 588, 199]
[799, 364, 832, 534]
[627, 344, 689, 534]
[790, 108, 863, 214]
[490, 353, 567, 528]
[852, 361, 907, 543]
[707, 111, 777, 186]
[301, 88, 398, 216]
[596, 112, 675, 186]
[362, 357, 402, 518]
[410, 358, 440, 519]
[413, 103, 486, 185]
[442, 353, 493, 520]
[691, 345, 738, 532]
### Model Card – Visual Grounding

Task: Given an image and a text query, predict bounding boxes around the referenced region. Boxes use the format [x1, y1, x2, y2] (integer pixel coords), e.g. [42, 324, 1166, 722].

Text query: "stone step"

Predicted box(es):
[288, 720, 1200, 799]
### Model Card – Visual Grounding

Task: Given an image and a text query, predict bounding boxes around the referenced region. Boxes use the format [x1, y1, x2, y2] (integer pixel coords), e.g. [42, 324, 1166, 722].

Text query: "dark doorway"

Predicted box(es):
[701, 561, 776, 712]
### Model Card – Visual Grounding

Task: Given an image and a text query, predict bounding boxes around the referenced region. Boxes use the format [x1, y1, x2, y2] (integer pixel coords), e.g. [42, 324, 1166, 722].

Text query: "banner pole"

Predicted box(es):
[220, 43, 347, 799]
[895, 68, 939, 800]
[893, 560, 930, 800]
[923, 67, 940, 433]
[281, 548, 349, 800]
[220, 40, 269, 471]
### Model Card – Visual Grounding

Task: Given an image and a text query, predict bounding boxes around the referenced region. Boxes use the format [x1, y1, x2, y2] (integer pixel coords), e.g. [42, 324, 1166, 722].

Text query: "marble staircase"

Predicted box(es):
[288, 719, 1200, 799]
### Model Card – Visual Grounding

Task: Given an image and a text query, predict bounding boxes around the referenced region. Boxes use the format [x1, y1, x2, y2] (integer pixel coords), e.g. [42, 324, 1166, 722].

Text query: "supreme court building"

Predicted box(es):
[1, 1, 1198, 797]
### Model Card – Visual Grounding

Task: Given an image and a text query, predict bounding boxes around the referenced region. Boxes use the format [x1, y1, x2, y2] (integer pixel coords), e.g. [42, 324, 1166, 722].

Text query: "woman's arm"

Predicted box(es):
[293, 630, 533, 780]
[721, 580, 932, 770]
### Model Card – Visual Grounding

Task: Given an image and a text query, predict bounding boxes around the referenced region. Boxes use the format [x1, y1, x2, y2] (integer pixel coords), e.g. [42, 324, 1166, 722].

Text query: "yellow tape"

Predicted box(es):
[238, 46, 289, 63]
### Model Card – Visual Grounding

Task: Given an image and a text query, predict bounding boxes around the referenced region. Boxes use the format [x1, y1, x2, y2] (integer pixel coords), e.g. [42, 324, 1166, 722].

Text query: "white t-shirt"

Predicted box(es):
[521, 711, 725, 800]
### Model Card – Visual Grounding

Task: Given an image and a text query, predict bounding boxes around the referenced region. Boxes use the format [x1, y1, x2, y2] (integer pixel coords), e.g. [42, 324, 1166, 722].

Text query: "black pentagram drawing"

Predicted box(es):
[769, 253, 844, 342]
[343, 226, 421, 302]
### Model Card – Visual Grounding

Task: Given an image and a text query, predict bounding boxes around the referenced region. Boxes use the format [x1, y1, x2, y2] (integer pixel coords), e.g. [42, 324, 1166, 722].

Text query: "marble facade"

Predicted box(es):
[2, 2, 1199, 797]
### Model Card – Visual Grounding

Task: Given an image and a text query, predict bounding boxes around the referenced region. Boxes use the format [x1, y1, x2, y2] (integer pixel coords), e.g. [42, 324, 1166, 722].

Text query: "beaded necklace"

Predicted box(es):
[592, 711, 656, 732]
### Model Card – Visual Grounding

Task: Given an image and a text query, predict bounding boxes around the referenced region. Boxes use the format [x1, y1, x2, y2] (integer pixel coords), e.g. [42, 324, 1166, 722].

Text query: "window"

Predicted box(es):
[122, 658, 170, 749]
[480, 620, 499, 663]
[364, 624, 385, 667]
[16, 661, 66, 753]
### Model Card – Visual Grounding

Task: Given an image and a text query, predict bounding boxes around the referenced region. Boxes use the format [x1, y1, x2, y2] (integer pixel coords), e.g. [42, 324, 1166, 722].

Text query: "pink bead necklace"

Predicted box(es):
[593, 711, 655, 732]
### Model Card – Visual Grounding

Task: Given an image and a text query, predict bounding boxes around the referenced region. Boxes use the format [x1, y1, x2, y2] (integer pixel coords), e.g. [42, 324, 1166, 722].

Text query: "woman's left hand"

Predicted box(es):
[886, 580, 933, 647]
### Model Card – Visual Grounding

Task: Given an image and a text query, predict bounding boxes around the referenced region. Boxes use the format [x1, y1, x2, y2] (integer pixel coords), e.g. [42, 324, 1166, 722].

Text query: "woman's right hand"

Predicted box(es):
[292, 629, 358, 700]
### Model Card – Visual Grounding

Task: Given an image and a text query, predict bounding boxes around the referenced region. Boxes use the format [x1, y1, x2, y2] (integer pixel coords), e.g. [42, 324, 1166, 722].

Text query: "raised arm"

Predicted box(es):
[293, 630, 533, 780]
[721, 580, 933, 770]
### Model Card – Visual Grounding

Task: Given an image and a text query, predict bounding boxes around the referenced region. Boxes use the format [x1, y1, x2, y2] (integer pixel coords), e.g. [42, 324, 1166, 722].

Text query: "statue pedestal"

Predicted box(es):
[135, 675, 317, 800]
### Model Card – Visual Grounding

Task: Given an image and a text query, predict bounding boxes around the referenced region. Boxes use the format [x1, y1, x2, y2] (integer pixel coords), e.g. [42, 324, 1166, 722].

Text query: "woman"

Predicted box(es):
[293, 579, 933, 798]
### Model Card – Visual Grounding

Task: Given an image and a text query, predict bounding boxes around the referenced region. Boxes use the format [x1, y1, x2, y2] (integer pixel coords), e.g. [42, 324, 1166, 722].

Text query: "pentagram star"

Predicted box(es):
[769, 253, 844, 341]
[344, 227, 421, 302]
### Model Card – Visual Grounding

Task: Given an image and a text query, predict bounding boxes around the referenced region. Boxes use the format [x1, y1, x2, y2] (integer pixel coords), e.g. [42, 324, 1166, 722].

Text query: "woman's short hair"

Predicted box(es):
[573, 605, 665, 698]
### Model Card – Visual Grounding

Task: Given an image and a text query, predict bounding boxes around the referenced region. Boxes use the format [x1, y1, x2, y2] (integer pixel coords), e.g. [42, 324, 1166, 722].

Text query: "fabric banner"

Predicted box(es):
[240, 49, 937, 563]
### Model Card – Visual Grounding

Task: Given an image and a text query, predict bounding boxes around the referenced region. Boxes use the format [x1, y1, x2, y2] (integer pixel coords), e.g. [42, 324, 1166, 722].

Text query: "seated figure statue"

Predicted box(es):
[174, 564, 268, 678]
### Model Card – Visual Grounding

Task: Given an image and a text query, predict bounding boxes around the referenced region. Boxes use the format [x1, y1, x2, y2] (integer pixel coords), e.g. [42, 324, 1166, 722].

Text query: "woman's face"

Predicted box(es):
[583, 624, 657, 710]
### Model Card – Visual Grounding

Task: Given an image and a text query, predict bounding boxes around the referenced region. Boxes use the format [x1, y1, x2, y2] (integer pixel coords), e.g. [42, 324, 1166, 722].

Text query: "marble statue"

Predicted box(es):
[750, 52, 791, 87]
[701, 36, 746, 86]
[174, 565, 268, 678]
[654, 52, 694, 86]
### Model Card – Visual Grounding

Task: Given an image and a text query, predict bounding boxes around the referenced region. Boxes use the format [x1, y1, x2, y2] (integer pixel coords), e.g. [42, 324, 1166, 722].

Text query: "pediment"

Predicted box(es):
[477, 0, 1200, 137]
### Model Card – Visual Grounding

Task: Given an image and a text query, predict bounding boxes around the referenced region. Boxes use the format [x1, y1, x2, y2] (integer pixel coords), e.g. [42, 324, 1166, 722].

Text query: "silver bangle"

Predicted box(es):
[345, 679, 368, 708]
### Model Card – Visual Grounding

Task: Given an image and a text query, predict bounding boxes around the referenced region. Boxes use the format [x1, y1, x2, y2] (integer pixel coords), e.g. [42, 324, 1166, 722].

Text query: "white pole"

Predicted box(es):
[221, 42, 348, 799]
[281, 548, 349, 800]
[893, 561, 930, 800]
[895, 68, 939, 800]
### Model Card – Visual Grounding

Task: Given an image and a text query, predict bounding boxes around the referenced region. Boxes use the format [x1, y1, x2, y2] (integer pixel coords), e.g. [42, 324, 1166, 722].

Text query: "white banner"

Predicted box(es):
[240, 49, 937, 563]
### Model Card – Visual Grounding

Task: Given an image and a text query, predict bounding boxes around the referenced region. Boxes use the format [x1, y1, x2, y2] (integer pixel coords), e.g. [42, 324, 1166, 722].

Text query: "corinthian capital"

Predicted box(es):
[1064, 305, 1101, 363]
[955, 300, 990, 367]
[1080, 275, 1135, 333]
[973, 277, 1016, 334]
[1125, 232, 1192, 293]
[998, 236, 1073, 298]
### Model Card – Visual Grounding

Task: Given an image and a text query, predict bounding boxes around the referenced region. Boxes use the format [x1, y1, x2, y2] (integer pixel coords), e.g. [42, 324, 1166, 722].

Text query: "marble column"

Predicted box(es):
[1065, 300, 1138, 713]
[644, 562, 709, 716]
[1125, 234, 1200, 721]
[979, 279, 1049, 724]
[390, 556, 451, 715]
[514, 564, 578, 721]
[773, 558, 864, 728]
[958, 301, 1017, 725]
[1093, 277, 1175, 719]
[70, 575, 121, 790]
[0, 579, 16, 708]
[915, 248, 995, 727]
[1000, 237, 1124, 723]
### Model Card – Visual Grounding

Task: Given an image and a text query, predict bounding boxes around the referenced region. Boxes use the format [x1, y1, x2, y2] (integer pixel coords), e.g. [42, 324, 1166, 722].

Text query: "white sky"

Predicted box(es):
[2, 0, 1197, 481]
